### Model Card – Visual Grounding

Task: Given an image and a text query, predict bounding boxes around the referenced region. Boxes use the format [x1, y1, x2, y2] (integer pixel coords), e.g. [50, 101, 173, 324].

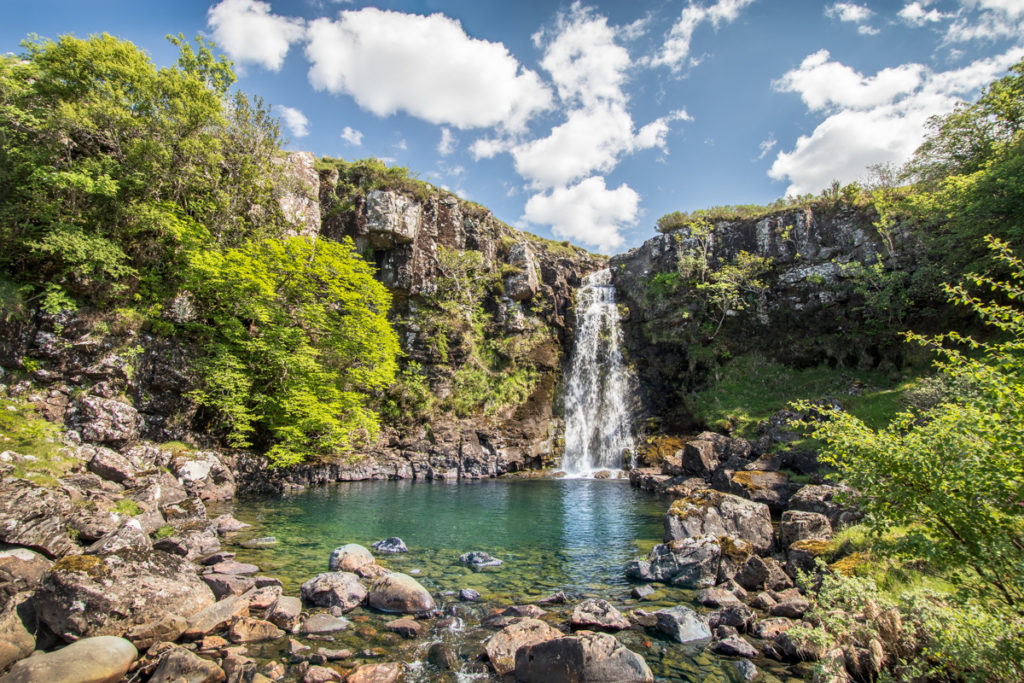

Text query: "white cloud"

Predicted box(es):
[522, 177, 639, 252]
[769, 47, 1024, 195]
[438, 128, 456, 156]
[394, 139, 407, 151]
[757, 133, 777, 160]
[975, 0, 1024, 17]
[826, 2, 874, 23]
[207, 0, 306, 71]
[340, 126, 363, 145]
[540, 3, 631, 107]
[649, 0, 755, 72]
[275, 105, 309, 138]
[773, 50, 925, 111]
[858, 24, 881, 35]
[305, 8, 551, 130]
[898, 2, 949, 25]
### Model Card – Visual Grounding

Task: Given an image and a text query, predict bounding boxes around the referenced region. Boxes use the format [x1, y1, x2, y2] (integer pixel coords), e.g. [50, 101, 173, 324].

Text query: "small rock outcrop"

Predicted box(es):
[0, 635, 137, 683]
[664, 489, 774, 554]
[514, 631, 654, 683]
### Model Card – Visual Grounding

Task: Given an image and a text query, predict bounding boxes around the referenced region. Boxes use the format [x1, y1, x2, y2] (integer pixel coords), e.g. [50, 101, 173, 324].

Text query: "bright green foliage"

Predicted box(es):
[0, 398, 75, 485]
[800, 237, 1024, 611]
[0, 33, 284, 311]
[187, 236, 399, 467]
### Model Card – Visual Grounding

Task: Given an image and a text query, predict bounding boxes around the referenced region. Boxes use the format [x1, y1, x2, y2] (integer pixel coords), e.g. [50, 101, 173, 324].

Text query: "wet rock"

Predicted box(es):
[74, 396, 141, 448]
[37, 549, 216, 640]
[625, 536, 721, 588]
[384, 617, 422, 638]
[371, 537, 407, 554]
[355, 563, 389, 580]
[202, 573, 256, 599]
[86, 447, 137, 483]
[630, 585, 655, 600]
[459, 551, 502, 569]
[713, 635, 758, 658]
[183, 594, 251, 639]
[2, 635, 137, 683]
[514, 630, 654, 683]
[653, 606, 711, 644]
[202, 551, 236, 565]
[303, 665, 343, 682]
[0, 593, 35, 672]
[570, 598, 630, 632]
[484, 618, 561, 676]
[458, 588, 481, 601]
[327, 544, 374, 573]
[0, 478, 77, 558]
[779, 510, 832, 547]
[301, 614, 350, 634]
[212, 514, 250, 534]
[664, 489, 774, 554]
[85, 518, 151, 554]
[267, 596, 302, 631]
[366, 572, 434, 614]
[148, 646, 225, 683]
[344, 662, 402, 683]
[227, 616, 284, 643]
[537, 591, 567, 605]
[300, 572, 367, 611]
[732, 659, 759, 681]
[125, 614, 188, 650]
[240, 537, 277, 549]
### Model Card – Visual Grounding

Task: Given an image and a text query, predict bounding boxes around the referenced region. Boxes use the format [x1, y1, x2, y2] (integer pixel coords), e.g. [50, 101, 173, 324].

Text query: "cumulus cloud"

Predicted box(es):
[305, 8, 551, 130]
[340, 126, 362, 145]
[769, 47, 1024, 195]
[522, 177, 639, 252]
[825, 2, 880, 34]
[975, 0, 1024, 17]
[438, 128, 456, 156]
[275, 105, 309, 138]
[207, 0, 306, 71]
[898, 2, 949, 25]
[649, 0, 755, 72]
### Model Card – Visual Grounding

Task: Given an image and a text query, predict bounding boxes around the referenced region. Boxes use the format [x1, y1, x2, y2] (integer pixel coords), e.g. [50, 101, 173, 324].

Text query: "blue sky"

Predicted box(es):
[3, 1, 1023, 253]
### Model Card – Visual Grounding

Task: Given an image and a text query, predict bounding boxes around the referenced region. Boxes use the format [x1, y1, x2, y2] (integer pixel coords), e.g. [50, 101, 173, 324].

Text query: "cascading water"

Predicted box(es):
[561, 268, 636, 476]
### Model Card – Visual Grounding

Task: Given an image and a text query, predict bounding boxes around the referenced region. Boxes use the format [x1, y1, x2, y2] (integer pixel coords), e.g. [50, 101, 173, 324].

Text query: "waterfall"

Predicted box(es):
[561, 268, 635, 476]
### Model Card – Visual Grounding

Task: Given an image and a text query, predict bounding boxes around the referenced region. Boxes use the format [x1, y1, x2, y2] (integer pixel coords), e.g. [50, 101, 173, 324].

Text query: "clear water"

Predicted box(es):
[562, 269, 637, 476]
[222, 479, 798, 682]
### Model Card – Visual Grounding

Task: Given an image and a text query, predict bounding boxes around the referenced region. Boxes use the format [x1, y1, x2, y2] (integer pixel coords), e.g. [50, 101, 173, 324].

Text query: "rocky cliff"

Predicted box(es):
[610, 204, 908, 432]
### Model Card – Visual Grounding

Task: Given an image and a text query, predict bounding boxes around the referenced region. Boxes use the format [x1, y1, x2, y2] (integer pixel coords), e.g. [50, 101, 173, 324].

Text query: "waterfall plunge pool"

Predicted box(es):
[219, 478, 792, 682]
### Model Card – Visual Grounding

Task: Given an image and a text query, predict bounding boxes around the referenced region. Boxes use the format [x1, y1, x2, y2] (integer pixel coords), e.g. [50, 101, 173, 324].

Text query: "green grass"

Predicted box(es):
[691, 352, 930, 440]
[113, 499, 143, 516]
[0, 398, 75, 486]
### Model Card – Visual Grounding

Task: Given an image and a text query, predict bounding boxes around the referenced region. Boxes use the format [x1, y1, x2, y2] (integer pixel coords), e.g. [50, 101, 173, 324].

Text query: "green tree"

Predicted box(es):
[800, 236, 1024, 611]
[187, 236, 399, 467]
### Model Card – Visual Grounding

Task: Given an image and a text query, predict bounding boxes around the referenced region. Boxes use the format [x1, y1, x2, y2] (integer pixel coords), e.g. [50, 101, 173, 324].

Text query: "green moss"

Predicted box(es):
[113, 499, 143, 516]
[668, 490, 722, 519]
[153, 524, 175, 539]
[53, 554, 107, 578]
[2, 399, 75, 485]
[791, 539, 831, 555]
[718, 536, 752, 562]
[636, 435, 686, 467]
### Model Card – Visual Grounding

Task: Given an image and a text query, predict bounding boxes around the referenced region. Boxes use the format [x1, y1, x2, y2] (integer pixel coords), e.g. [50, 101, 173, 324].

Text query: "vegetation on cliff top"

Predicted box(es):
[0, 34, 398, 466]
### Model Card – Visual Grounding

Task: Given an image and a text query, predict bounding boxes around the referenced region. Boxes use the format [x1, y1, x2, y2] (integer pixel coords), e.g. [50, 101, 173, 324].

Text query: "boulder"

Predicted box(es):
[201, 573, 256, 599]
[365, 189, 421, 246]
[367, 572, 434, 614]
[484, 618, 561, 676]
[384, 617, 422, 638]
[125, 614, 188, 650]
[327, 544, 374, 573]
[708, 604, 755, 632]
[212, 514, 250, 534]
[0, 548, 52, 589]
[303, 665, 343, 683]
[459, 551, 502, 569]
[786, 539, 831, 577]
[712, 635, 758, 658]
[0, 593, 35, 673]
[664, 489, 774, 554]
[244, 585, 282, 611]
[36, 549, 215, 640]
[694, 587, 741, 608]
[779, 510, 833, 547]
[153, 529, 220, 562]
[370, 537, 407, 554]
[504, 244, 539, 301]
[625, 536, 721, 588]
[788, 485, 857, 525]
[751, 617, 794, 640]
[227, 616, 283, 643]
[65, 507, 123, 544]
[183, 593, 250, 639]
[735, 555, 793, 592]
[301, 613, 350, 635]
[85, 519, 151, 554]
[172, 452, 235, 502]
[300, 572, 366, 611]
[75, 397, 141, 448]
[1, 635, 137, 683]
[87, 447, 137, 483]
[148, 646, 225, 683]
[0, 478, 77, 558]
[345, 662, 402, 683]
[653, 606, 711, 644]
[714, 470, 793, 512]
[569, 599, 631, 632]
[162, 497, 208, 527]
[267, 595, 302, 631]
[514, 631, 654, 682]
[770, 598, 810, 619]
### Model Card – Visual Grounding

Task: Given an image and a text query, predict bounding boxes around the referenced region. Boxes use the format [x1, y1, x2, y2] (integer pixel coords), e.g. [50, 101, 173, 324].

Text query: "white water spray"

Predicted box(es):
[561, 269, 635, 476]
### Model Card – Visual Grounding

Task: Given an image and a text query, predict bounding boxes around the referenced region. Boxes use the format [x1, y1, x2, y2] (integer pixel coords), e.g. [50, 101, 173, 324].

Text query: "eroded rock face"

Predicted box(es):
[0, 592, 36, 673]
[72, 397, 141, 448]
[1, 635, 137, 683]
[172, 452, 235, 502]
[664, 489, 774, 554]
[365, 190, 422, 247]
[0, 479, 77, 559]
[275, 151, 321, 238]
[35, 549, 215, 640]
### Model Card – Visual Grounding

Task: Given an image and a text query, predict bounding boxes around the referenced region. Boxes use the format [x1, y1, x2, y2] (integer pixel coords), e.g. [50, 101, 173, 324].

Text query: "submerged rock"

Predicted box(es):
[1, 635, 137, 683]
[371, 537, 408, 554]
[459, 551, 502, 569]
[458, 588, 481, 602]
[570, 599, 631, 632]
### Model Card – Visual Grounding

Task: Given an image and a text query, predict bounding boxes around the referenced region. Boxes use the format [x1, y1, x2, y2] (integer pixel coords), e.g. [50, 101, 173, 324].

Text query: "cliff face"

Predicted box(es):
[610, 204, 901, 431]
[0, 152, 604, 487]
